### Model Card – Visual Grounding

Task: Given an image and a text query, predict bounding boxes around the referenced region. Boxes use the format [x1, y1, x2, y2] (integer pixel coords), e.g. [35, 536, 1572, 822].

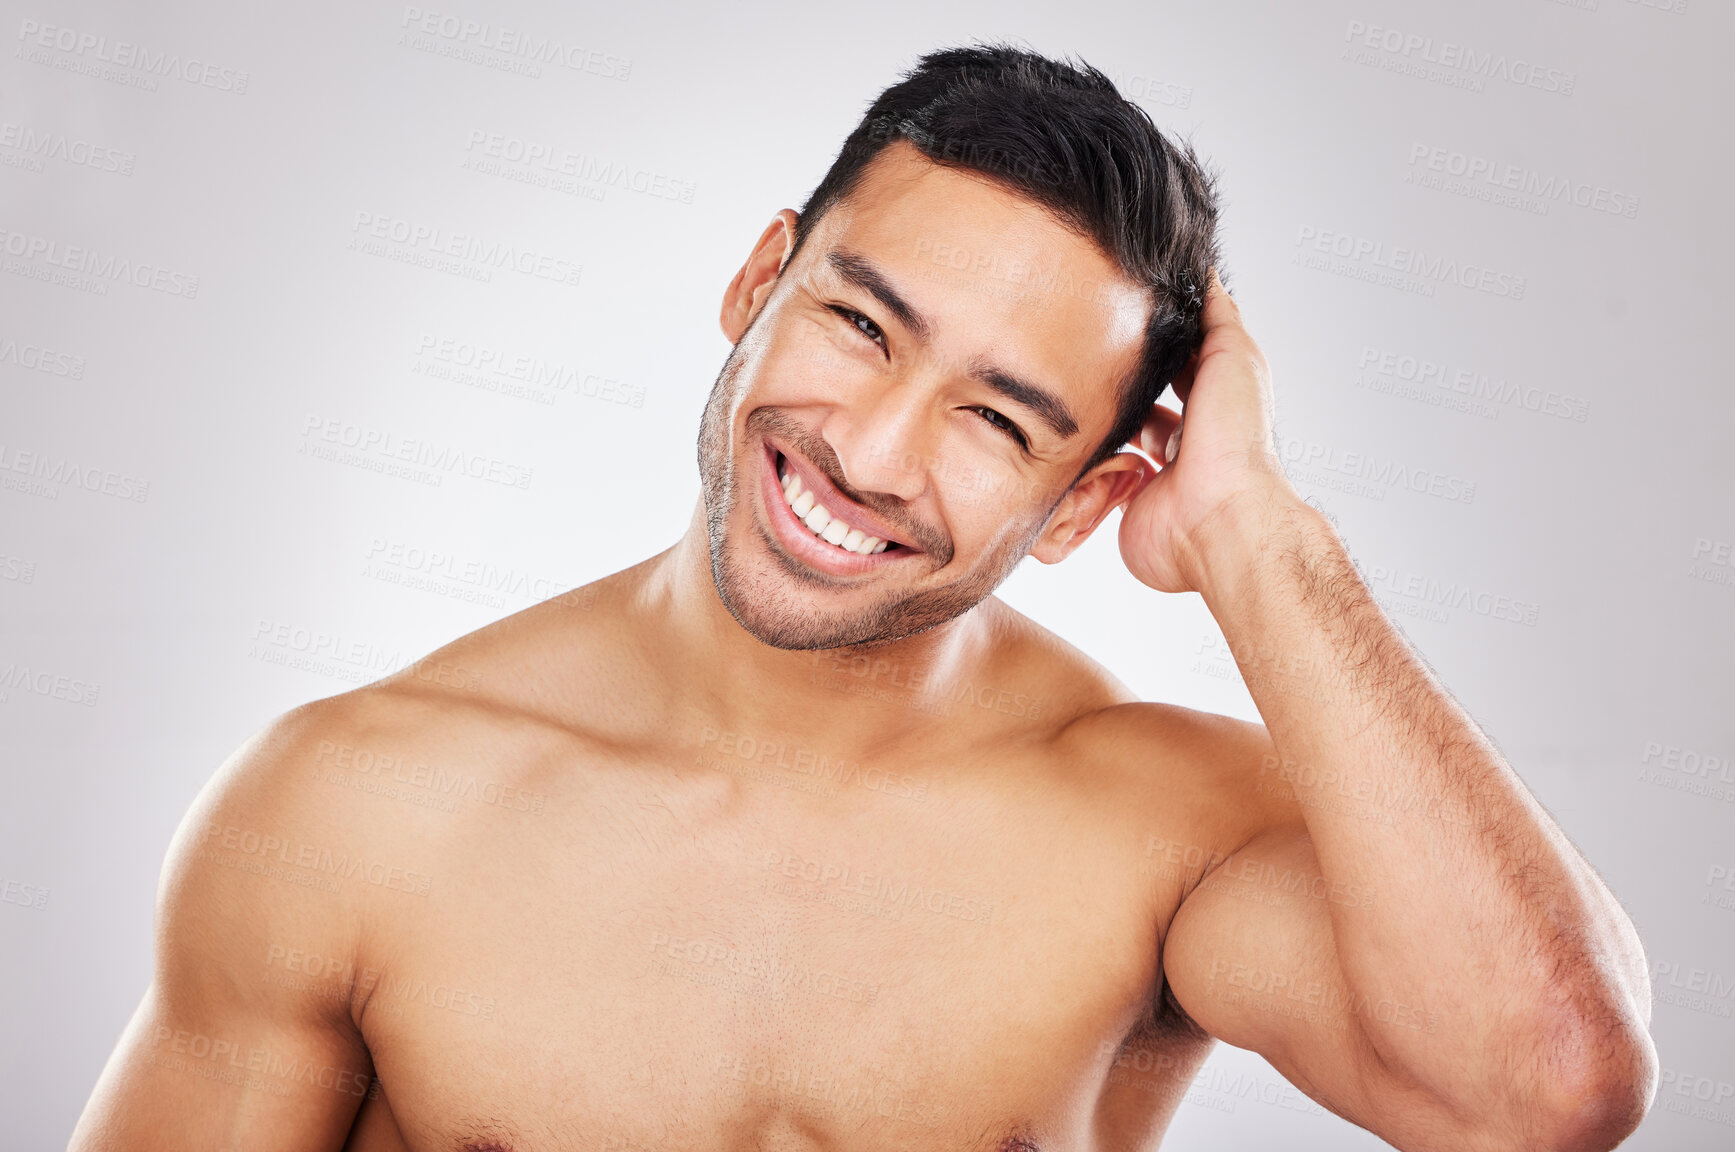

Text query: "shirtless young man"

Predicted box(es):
[71, 46, 1654, 1152]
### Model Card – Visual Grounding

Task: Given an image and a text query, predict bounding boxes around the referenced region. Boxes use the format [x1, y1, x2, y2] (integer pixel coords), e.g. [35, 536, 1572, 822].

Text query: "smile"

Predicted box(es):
[758, 441, 915, 574]
[777, 455, 892, 555]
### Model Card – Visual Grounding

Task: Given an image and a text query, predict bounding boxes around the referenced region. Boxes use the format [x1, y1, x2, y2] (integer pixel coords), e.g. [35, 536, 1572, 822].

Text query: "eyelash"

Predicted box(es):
[971, 407, 1029, 449]
[827, 304, 1030, 451]
[829, 304, 886, 350]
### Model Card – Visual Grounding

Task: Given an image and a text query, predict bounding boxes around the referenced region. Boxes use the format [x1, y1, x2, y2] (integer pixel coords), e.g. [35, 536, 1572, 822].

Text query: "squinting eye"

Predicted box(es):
[830, 305, 886, 349]
[973, 407, 1027, 447]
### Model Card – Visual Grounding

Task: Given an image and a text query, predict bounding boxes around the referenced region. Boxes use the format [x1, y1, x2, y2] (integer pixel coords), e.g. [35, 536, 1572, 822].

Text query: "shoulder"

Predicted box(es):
[982, 598, 1300, 848]
[971, 595, 1136, 726]
[161, 643, 579, 938]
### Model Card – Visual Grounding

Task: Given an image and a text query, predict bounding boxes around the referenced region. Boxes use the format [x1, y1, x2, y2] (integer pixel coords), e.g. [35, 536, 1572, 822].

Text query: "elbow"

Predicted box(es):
[1529, 1016, 1659, 1152]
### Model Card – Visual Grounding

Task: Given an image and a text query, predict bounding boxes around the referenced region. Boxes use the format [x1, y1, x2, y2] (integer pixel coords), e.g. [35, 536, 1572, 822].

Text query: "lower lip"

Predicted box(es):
[758, 442, 909, 577]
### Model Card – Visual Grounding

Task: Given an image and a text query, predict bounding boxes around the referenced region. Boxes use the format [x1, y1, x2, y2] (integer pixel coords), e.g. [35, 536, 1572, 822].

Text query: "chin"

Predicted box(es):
[707, 511, 1016, 653]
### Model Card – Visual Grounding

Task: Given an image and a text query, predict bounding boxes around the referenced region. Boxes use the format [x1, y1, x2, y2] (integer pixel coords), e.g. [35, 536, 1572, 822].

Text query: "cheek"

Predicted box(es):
[931, 448, 1055, 522]
[946, 489, 1052, 560]
[759, 324, 877, 403]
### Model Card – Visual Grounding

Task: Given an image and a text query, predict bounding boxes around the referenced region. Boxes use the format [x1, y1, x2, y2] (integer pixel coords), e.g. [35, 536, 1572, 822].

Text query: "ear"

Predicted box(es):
[721, 209, 800, 343]
[1028, 452, 1152, 564]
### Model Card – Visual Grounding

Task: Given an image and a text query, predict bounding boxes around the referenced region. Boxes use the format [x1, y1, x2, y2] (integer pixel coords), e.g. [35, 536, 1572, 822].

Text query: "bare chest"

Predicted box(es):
[344, 746, 1198, 1151]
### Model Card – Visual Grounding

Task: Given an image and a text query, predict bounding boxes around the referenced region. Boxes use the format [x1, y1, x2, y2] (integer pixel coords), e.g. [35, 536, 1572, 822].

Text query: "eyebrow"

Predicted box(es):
[827, 249, 931, 342]
[824, 248, 1081, 442]
[973, 366, 1079, 440]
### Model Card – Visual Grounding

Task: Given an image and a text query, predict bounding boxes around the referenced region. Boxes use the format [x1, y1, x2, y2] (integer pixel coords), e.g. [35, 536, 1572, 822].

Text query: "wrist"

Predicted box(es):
[1187, 485, 1338, 616]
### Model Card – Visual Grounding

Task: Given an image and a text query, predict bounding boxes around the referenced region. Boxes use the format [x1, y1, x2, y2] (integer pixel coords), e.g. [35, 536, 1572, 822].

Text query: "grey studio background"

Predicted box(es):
[1, 0, 1731, 1148]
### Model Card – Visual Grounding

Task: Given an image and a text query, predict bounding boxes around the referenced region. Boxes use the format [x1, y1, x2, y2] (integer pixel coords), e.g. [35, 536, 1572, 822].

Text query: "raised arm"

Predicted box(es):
[70, 707, 377, 1151]
[1121, 273, 1656, 1152]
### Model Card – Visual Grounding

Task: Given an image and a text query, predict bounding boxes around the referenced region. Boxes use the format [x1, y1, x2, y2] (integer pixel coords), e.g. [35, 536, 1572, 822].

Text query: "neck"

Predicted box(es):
[634, 499, 993, 757]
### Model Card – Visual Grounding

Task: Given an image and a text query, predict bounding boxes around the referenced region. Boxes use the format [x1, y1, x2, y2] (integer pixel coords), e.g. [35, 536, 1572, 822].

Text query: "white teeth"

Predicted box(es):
[778, 455, 898, 556]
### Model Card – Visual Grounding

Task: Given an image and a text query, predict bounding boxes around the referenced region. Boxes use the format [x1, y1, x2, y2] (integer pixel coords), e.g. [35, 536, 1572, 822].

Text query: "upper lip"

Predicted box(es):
[769, 440, 917, 552]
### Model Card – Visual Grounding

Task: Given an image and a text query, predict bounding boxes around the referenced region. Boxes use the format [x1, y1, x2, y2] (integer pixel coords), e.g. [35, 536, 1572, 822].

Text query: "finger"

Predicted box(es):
[1136, 403, 1183, 465]
[1168, 349, 1200, 408]
[1170, 268, 1238, 407]
[1199, 266, 1247, 337]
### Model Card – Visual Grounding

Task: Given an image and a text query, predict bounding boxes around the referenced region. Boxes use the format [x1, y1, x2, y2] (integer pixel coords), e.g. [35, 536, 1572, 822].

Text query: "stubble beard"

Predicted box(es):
[695, 341, 1043, 653]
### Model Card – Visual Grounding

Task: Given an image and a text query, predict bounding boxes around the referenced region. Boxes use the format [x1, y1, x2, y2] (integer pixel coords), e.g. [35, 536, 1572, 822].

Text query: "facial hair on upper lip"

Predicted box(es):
[747, 407, 953, 566]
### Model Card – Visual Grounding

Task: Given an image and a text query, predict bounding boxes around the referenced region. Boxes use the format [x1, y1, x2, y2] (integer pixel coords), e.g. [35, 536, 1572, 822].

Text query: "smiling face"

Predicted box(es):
[697, 142, 1153, 651]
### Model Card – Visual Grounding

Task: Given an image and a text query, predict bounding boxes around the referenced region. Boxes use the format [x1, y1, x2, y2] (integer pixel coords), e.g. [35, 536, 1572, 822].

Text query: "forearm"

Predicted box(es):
[1196, 490, 1652, 1116]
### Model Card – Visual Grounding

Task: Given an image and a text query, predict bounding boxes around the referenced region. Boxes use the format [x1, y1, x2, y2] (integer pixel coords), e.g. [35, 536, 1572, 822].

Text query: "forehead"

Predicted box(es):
[800, 141, 1151, 439]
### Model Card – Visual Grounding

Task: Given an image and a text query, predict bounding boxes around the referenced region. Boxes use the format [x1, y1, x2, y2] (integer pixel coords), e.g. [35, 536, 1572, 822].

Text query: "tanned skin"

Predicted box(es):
[71, 141, 1655, 1152]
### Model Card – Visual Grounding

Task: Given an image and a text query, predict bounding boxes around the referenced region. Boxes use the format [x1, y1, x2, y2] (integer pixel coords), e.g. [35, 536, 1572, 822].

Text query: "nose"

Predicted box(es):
[823, 373, 936, 504]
